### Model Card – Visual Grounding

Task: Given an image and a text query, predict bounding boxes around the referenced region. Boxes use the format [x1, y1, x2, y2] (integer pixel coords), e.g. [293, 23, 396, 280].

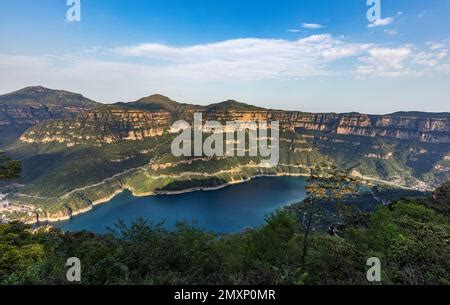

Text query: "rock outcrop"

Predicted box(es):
[0, 86, 99, 146]
[20, 106, 172, 145]
[19, 107, 450, 145]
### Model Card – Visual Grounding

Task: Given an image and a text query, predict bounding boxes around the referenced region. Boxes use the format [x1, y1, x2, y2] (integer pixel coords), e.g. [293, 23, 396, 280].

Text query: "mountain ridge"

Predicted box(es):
[0, 86, 449, 223]
[0, 86, 99, 107]
[2, 87, 449, 147]
[2, 86, 450, 116]
[0, 86, 100, 146]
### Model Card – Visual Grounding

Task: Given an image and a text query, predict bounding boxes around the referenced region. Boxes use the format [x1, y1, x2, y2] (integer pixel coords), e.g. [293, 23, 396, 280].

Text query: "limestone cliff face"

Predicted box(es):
[193, 110, 450, 144]
[20, 107, 172, 145]
[0, 86, 99, 146]
[11, 90, 449, 145]
[20, 107, 450, 145]
[0, 104, 86, 126]
[291, 113, 449, 143]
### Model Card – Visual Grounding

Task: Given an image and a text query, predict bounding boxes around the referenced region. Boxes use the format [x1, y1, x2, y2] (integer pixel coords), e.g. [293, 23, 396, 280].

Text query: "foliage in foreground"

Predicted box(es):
[0, 152, 21, 180]
[0, 186, 448, 285]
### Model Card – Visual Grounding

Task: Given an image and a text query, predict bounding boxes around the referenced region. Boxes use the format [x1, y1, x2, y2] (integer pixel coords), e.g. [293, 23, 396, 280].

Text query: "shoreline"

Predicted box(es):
[27, 173, 310, 225]
[27, 189, 127, 224]
[23, 172, 420, 226]
[147, 172, 310, 195]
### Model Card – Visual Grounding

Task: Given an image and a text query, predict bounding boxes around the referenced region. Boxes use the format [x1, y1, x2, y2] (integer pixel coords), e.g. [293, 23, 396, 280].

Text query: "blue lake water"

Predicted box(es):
[59, 176, 308, 234]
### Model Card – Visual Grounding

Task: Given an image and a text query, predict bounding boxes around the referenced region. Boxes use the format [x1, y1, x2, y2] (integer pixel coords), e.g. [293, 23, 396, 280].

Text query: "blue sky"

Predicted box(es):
[1, 0, 449, 113]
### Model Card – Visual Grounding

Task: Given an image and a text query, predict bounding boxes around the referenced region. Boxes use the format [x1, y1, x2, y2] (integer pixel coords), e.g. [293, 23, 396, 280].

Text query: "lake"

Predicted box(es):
[59, 176, 308, 234]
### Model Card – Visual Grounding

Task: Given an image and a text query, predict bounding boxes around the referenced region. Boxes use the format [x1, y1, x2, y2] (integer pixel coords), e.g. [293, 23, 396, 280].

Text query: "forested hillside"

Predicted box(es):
[1, 182, 448, 285]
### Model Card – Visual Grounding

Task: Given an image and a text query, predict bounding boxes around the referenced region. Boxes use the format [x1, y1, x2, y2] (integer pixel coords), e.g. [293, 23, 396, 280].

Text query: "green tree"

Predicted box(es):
[366, 201, 449, 284]
[0, 222, 45, 284]
[301, 162, 361, 265]
[0, 152, 21, 180]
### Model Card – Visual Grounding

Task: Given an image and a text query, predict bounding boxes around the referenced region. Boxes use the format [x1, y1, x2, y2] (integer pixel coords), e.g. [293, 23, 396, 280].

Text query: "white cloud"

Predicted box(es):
[426, 41, 447, 50]
[356, 47, 413, 77]
[115, 35, 368, 80]
[384, 29, 398, 36]
[355, 43, 450, 78]
[301, 23, 325, 30]
[436, 63, 450, 73]
[1, 36, 449, 101]
[286, 29, 302, 33]
[368, 12, 402, 28]
[367, 17, 394, 28]
[413, 49, 449, 67]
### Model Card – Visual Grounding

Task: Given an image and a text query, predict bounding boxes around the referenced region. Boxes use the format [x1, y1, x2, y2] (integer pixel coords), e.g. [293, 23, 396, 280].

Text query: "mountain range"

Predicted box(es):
[0, 86, 449, 223]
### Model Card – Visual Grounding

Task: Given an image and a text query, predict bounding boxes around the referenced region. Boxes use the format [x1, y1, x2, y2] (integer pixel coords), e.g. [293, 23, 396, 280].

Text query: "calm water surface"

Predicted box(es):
[59, 176, 307, 234]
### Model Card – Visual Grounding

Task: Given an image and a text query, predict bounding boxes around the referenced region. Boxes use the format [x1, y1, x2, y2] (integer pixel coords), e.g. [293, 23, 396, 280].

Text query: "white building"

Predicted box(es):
[0, 193, 10, 208]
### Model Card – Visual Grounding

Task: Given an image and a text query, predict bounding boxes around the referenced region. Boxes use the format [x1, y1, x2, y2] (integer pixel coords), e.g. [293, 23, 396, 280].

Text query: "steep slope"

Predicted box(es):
[0, 86, 99, 147]
[1, 89, 449, 222]
[21, 103, 450, 145]
[20, 104, 172, 145]
[425, 180, 450, 216]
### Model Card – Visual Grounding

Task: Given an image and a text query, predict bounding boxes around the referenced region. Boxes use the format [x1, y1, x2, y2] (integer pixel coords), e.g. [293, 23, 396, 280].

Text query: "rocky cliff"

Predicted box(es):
[18, 98, 450, 145]
[1, 87, 449, 220]
[290, 112, 449, 144]
[199, 110, 449, 143]
[0, 86, 99, 146]
[20, 106, 172, 145]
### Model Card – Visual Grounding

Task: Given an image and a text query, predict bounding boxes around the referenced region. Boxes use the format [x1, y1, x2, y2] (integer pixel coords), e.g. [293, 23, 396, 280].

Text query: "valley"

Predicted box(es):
[0, 86, 449, 223]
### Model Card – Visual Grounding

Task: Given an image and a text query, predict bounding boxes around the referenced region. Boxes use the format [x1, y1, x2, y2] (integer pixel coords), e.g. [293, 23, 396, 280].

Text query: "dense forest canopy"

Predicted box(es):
[0, 181, 448, 285]
[0, 152, 21, 180]
[0, 152, 448, 284]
